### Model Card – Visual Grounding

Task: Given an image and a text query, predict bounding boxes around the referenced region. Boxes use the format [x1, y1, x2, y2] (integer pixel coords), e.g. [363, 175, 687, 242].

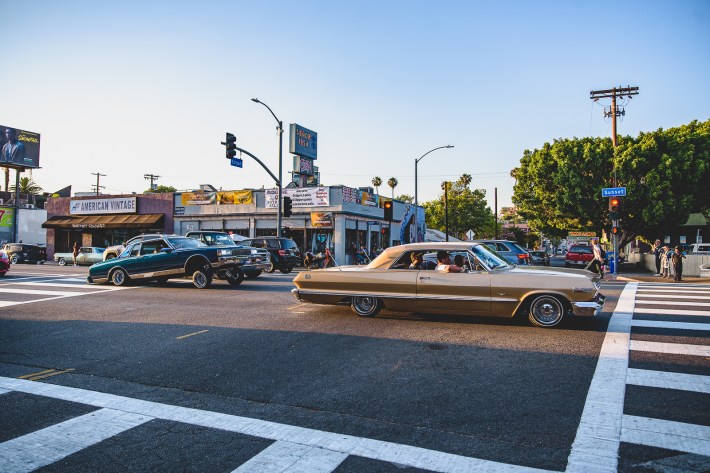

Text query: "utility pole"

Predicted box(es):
[91, 172, 106, 196]
[144, 173, 160, 191]
[589, 85, 639, 275]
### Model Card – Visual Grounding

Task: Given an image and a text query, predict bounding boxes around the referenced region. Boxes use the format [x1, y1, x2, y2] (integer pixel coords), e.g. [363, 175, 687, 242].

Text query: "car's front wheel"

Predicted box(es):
[528, 294, 565, 327]
[225, 268, 244, 286]
[192, 269, 212, 289]
[279, 264, 293, 274]
[58, 258, 67, 266]
[244, 270, 262, 279]
[10, 255, 19, 264]
[351, 296, 382, 317]
[111, 268, 129, 287]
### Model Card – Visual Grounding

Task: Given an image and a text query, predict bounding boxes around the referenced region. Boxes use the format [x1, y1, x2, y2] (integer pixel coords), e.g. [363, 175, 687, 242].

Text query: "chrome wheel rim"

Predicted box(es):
[530, 296, 563, 326]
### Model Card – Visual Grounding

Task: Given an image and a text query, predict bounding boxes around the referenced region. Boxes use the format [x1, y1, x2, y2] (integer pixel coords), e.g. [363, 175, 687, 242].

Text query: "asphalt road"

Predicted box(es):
[0, 262, 707, 472]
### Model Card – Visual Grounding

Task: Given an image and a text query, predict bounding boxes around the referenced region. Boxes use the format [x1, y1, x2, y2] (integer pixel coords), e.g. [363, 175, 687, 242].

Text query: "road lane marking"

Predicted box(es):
[27, 369, 75, 381]
[232, 440, 348, 473]
[0, 288, 89, 296]
[621, 415, 710, 457]
[636, 287, 710, 293]
[626, 368, 710, 393]
[8, 281, 117, 290]
[630, 340, 710, 357]
[17, 369, 57, 379]
[566, 282, 637, 473]
[631, 319, 710, 331]
[176, 329, 209, 340]
[0, 377, 554, 473]
[0, 408, 151, 473]
[636, 294, 710, 300]
[635, 300, 710, 307]
[633, 308, 710, 317]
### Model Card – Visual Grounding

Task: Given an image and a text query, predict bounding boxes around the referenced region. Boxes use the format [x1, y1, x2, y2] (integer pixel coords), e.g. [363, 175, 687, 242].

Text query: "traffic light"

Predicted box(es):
[225, 132, 237, 159]
[608, 196, 621, 220]
[383, 200, 393, 221]
[611, 226, 621, 236]
[283, 196, 293, 218]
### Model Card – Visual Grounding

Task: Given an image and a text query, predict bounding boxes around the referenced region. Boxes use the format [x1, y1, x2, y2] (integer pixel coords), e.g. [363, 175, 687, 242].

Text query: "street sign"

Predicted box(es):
[602, 187, 626, 197]
[230, 157, 243, 168]
[466, 229, 475, 240]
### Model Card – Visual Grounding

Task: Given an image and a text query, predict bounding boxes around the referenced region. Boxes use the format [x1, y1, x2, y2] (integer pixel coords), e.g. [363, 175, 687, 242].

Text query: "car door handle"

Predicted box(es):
[419, 276, 430, 280]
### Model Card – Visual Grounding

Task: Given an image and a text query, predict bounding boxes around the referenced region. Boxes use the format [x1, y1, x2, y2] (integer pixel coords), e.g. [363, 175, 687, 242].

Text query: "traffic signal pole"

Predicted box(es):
[590, 86, 639, 275]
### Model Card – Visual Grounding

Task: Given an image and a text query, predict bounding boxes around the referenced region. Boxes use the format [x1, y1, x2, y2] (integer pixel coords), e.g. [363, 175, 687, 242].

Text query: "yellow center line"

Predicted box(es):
[27, 369, 75, 381]
[176, 329, 209, 340]
[18, 369, 56, 379]
[287, 303, 308, 310]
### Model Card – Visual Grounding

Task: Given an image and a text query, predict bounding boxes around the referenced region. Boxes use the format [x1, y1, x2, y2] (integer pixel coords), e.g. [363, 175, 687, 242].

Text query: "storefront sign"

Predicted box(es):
[568, 231, 597, 237]
[69, 197, 137, 215]
[342, 187, 358, 203]
[266, 187, 330, 208]
[289, 123, 317, 160]
[72, 223, 106, 228]
[182, 190, 253, 206]
[0, 207, 14, 227]
[217, 190, 253, 205]
[311, 212, 333, 228]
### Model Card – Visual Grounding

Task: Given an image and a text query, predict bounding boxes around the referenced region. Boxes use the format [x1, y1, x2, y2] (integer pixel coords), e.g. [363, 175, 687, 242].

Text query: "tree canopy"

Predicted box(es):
[144, 185, 177, 194]
[512, 119, 710, 246]
[423, 174, 496, 239]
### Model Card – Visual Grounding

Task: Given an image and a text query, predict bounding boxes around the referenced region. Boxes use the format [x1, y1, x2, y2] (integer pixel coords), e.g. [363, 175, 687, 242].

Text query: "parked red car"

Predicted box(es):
[0, 250, 11, 276]
[564, 245, 594, 268]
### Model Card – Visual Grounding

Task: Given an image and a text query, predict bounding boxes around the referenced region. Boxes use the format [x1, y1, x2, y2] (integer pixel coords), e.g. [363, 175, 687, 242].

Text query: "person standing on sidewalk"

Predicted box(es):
[672, 245, 686, 282]
[652, 239, 663, 276]
[660, 245, 671, 278]
[72, 242, 79, 266]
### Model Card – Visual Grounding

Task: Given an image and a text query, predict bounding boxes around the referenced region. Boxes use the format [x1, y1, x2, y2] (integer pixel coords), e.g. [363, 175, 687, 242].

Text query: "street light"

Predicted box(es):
[251, 98, 284, 237]
[414, 145, 454, 242]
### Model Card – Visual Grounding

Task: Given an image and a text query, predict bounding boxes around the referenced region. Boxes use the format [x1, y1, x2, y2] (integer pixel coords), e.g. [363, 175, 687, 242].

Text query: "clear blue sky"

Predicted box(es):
[2, 0, 708, 210]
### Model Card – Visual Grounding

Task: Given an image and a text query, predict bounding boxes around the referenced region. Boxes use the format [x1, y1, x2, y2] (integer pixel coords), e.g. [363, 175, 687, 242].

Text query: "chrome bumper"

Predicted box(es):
[291, 288, 301, 301]
[572, 294, 606, 317]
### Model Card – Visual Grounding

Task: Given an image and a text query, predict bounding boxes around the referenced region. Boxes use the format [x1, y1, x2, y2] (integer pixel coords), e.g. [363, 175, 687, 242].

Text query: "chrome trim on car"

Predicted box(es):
[571, 301, 603, 317]
[573, 287, 595, 293]
[291, 288, 301, 301]
[295, 289, 494, 303]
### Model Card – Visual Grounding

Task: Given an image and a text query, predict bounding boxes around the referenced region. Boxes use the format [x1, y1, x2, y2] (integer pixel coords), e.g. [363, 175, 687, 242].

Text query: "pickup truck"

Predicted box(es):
[185, 231, 271, 278]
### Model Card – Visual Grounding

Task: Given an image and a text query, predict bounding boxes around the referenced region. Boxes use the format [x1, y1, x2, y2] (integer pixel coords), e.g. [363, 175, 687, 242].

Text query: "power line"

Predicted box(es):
[91, 172, 106, 196]
[144, 173, 160, 190]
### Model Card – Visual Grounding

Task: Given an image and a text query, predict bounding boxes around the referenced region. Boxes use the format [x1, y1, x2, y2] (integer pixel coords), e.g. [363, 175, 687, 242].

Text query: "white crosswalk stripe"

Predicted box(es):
[568, 282, 710, 471]
[0, 275, 134, 309]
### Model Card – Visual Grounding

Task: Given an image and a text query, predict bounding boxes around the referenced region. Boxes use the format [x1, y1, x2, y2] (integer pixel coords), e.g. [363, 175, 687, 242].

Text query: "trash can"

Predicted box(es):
[606, 251, 615, 273]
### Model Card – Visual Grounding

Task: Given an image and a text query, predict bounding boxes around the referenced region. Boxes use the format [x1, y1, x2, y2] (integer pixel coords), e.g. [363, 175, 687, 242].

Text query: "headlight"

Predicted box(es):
[217, 249, 231, 256]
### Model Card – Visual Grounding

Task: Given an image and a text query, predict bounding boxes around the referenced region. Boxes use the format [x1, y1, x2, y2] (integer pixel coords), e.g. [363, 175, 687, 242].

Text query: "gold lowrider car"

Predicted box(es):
[292, 242, 605, 328]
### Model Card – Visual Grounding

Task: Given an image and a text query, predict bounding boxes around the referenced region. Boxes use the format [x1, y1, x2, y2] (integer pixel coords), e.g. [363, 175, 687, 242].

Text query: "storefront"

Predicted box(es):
[43, 194, 173, 257]
[173, 186, 422, 265]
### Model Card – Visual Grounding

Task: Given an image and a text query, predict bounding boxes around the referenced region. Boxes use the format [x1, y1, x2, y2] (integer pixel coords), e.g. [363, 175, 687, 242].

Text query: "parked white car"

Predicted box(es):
[687, 243, 710, 254]
[54, 247, 105, 266]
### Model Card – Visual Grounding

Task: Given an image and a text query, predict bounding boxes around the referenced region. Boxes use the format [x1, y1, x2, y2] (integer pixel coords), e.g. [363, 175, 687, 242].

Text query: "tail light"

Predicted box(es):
[278, 250, 287, 256]
[518, 253, 529, 260]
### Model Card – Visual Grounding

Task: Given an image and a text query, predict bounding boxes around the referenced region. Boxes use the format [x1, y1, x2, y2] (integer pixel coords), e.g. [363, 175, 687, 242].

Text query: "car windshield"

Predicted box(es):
[166, 237, 206, 250]
[471, 245, 511, 269]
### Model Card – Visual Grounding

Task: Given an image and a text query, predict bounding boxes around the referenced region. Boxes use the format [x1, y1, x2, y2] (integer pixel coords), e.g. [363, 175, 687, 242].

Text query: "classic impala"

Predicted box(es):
[292, 242, 605, 328]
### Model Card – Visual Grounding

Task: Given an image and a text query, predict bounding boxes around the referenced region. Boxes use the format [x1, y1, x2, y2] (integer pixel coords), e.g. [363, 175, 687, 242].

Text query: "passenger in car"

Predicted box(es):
[409, 253, 424, 269]
[435, 251, 464, 273]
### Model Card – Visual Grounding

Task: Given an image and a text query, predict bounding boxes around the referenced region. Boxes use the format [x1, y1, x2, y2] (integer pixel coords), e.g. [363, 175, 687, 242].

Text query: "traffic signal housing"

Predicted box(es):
[225, 132, 237, 159]
[608, 196, 621, 220]
[611, 226, 621, 236]
[283, 196, 293, 218]
[383, 200, 393, 221]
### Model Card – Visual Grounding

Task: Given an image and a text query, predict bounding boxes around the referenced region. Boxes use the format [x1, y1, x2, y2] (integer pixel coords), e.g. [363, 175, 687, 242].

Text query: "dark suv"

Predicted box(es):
[240, 237, 301, 273]
[2, 243, 46, 264]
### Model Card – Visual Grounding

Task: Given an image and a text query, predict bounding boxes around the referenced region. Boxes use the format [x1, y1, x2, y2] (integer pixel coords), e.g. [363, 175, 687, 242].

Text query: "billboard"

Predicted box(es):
[0, 125, 40, 169]
[289, 123, 317, 159]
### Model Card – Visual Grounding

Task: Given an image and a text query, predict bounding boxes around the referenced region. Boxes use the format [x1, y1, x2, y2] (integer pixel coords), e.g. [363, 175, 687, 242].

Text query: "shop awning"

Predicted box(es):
[42, 214, 165, 229]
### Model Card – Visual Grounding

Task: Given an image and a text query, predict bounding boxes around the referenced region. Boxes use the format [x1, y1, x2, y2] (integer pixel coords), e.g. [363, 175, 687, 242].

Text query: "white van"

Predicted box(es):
[688, 243, 710, 254]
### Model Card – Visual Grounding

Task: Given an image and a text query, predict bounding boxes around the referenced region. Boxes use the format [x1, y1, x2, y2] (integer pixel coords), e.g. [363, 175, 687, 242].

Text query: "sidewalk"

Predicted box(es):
[608, 272, 710, 284]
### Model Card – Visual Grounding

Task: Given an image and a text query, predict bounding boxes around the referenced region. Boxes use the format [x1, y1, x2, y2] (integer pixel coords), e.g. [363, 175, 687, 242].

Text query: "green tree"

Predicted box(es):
[10, 177, 43, 195]
[396, 194, 414, 203]
[512, 119, 710, 247]
[423, 174, 495, 239]
[144, 185, 176, 194]
[387, 177, 398, 198]
[371, 176, 382, 195]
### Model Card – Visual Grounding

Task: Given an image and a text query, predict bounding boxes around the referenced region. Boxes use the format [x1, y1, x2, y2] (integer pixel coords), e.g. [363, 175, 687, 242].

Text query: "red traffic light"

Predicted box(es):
[611, 226, 621, 235]
[383, 200, 393, 221]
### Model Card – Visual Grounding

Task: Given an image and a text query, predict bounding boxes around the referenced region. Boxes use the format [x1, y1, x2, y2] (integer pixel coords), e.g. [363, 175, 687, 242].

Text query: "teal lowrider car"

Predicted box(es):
[86, 235, 244, 289]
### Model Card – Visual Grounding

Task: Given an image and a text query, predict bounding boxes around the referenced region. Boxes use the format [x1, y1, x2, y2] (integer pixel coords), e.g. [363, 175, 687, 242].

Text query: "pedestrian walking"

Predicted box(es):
[586, 238, 604, 278]
[72, 242, 79, 266]
[652, 239, 663, 276]
[660, 245, 671, 278]
[671, 245, 686, 282]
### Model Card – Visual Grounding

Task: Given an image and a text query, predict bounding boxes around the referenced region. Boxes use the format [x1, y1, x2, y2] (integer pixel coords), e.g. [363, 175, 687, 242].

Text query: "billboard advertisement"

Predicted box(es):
[0, 125, 40, 169]
[289, 123, 317, 160]
[399, 204, 426, 244]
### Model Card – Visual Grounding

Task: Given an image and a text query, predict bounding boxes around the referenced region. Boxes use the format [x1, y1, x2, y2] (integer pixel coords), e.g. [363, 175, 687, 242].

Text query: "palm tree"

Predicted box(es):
[371, 176, 382, 195]
[387, 177, 398, 198]
[10, 177, 43, 195]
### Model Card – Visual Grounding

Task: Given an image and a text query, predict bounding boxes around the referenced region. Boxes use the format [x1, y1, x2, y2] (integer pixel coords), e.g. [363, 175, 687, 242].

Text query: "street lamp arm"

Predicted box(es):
[251, 98, 281, 128]
[416, 145, 454, 164]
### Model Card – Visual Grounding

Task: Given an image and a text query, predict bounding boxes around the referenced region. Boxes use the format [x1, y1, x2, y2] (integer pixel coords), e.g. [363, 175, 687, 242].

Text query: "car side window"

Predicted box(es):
[129, 244, 140, 257]
[81, 248, 91, 254]
[140, 241, 164, 255]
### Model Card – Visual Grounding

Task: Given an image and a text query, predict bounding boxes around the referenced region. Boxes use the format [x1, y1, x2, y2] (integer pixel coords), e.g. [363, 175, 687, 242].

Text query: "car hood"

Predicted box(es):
[507, 265, 598, 280]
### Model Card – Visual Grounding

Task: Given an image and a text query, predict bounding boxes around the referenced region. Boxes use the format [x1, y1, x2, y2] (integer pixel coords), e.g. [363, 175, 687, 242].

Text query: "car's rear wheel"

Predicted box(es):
[10, 255, 19, 264]
[192, 269, 212, 289]
[244, 270, 262, 279]
[111, 268, 129, 287]
[58, 258, 67, 266]
[225, 268, 244, 286]
[528, 294, 565, 327]
[351, 296, 382, 317]
[279, 264, 293, 274]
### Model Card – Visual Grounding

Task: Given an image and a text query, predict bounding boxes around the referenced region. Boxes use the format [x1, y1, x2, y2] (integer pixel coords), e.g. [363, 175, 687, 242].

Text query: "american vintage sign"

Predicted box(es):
[69, 197, 137, 215]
